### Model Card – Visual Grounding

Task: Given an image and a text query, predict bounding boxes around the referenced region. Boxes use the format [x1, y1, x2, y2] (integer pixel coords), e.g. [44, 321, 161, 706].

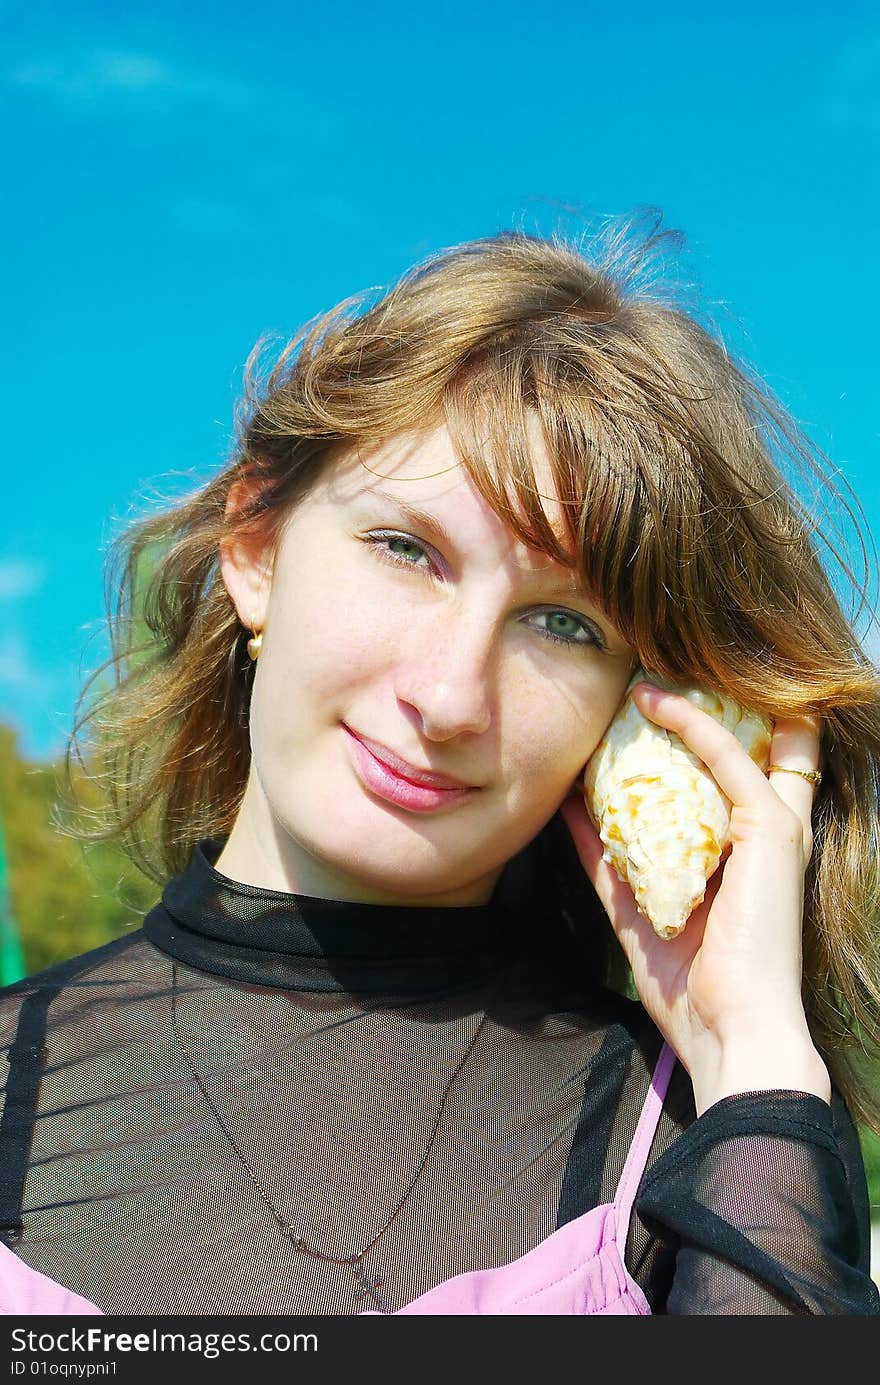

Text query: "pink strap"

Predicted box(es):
[612, 1039, 677, 1254]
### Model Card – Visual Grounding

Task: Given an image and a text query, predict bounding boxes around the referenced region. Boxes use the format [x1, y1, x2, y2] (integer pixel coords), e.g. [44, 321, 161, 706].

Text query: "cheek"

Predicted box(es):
[502, 665, 624, 786]
[262, 586, 392, 697]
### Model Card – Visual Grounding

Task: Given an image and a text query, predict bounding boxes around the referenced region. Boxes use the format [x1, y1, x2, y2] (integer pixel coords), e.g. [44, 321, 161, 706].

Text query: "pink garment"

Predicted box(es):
[0, 1042, 676, 1317]
[0, 1245, 103, 1315]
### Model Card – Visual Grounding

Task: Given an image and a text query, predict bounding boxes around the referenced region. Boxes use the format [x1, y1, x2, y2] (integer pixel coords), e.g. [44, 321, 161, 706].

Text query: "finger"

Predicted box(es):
[766, 712, 822, 859]
[630, 682, 776, 810]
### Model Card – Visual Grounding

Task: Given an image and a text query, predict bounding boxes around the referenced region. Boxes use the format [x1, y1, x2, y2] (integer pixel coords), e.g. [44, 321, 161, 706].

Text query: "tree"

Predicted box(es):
[0, 722, 157, 976]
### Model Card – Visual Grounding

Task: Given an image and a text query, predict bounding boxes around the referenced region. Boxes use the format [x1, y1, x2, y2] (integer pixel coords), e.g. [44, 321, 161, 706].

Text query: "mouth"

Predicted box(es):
[342, 725, 477, 790]
[342, 725, 479, 813]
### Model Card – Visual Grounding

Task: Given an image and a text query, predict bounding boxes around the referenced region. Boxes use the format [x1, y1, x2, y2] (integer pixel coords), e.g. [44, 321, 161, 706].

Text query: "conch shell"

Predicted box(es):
[581, 670, 773, 939]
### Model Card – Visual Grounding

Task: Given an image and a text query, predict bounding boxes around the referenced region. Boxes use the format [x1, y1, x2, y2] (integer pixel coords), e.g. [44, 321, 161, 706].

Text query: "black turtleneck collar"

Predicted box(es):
[142, 838, 518, 995]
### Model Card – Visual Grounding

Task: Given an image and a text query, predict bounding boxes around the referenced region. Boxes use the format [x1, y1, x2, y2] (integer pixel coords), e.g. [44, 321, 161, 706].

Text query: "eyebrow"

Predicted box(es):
[365, 487, 457, 551]
[359, 488, 585, 598]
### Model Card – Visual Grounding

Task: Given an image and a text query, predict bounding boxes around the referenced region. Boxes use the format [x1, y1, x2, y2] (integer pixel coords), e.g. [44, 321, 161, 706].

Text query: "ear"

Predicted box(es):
[219, 479, 275, 631]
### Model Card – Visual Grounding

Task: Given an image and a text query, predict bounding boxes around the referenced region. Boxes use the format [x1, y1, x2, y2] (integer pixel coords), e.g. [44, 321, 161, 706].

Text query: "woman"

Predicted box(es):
[1, 218, 879, 1315]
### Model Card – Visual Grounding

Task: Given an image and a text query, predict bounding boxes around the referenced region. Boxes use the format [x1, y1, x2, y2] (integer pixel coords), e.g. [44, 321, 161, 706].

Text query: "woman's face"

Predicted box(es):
[219, 420, 638, 904]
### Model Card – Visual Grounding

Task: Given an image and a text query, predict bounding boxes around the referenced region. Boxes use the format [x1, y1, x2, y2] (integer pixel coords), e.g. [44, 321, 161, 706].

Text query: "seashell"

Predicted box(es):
[581, 669, 773, 940]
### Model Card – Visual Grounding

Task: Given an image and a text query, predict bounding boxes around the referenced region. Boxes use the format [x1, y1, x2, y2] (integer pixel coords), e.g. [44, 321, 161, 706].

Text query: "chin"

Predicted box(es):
[345, 854, 458, 898]
[310, 831, 493, 908]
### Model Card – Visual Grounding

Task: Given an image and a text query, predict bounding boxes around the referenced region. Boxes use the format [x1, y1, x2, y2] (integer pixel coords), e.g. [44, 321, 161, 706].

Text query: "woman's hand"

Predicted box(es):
[559, 681, 831, 1113]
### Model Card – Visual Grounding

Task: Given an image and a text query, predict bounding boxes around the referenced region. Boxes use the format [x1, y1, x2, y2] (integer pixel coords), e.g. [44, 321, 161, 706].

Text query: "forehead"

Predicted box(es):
[317, 420, 572, 569]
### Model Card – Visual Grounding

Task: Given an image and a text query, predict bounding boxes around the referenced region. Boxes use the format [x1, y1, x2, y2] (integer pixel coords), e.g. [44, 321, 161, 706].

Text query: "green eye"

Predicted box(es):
[526, 606, 601, 648]
[388, 537, 424, 565]
[365, 532, 433, 571]
[548, 614, 582, 639]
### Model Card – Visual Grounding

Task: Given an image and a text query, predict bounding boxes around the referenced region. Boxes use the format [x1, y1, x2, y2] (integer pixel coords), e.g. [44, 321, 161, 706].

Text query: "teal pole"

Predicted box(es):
[0, 811, 26, 984]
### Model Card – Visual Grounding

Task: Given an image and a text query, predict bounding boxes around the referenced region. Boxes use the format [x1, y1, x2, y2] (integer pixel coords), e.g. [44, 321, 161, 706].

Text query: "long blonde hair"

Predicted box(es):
[60, 214, 880, 1133]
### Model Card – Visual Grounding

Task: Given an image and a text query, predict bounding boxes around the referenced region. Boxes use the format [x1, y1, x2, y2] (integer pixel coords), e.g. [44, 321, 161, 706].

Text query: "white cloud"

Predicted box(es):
[8, 47, 258, 108]
[6, 41, 345, 151]
[0, 632, 73, 764]
[0, 633, 55, 695]
[10, 51, 178, 99]
[0, 560, 45, 602]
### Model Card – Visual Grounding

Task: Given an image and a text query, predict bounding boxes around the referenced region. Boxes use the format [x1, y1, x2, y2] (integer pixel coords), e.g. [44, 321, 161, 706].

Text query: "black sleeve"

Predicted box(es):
[635, 1085, 880, 1315]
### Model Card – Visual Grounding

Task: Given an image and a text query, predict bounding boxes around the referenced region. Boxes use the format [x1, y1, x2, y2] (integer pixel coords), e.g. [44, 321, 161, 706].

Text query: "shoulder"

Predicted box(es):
[0, 930, 151, 1015]
[515, 957, 699, 1126]
[556, 983, 699, 1143]
[0, 931, 171, 1107]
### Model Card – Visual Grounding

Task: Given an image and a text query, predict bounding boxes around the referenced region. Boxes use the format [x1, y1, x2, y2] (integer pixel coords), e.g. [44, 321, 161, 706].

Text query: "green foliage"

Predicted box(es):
[859, 1124, 880, 1219]
[0, 722, 158, 978]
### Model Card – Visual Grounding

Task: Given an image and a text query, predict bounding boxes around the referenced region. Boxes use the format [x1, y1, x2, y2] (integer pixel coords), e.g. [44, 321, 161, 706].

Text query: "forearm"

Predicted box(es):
[689, 1022, 831, 1118]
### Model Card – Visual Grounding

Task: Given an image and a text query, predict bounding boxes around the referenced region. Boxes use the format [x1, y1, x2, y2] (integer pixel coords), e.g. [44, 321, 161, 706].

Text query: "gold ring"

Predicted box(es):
[767, 764, 822, 786]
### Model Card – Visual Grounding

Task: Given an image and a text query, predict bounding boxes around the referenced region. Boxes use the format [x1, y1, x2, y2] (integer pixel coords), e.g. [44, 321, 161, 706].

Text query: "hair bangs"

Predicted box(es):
[441, 340, 715, 685]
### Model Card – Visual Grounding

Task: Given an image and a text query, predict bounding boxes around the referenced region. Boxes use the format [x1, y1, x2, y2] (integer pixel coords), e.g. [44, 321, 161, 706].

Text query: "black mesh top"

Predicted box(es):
[1, 836, 877, 1316]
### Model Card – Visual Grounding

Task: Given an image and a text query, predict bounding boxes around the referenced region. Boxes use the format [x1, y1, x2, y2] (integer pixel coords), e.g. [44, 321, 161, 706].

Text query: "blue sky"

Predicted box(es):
[3, 2, 879, 761]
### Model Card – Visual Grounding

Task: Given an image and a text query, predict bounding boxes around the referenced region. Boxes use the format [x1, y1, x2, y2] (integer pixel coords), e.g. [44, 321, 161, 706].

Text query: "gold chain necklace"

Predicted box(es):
[171, 960, 491, 1312]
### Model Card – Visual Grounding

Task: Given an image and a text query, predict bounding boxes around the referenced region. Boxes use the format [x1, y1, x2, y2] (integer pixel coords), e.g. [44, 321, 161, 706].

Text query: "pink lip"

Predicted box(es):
[343, 726, 478, 813]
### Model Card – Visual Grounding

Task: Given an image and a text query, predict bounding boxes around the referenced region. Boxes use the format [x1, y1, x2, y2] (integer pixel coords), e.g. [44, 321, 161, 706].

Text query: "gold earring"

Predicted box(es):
[246, 613, 263, 661]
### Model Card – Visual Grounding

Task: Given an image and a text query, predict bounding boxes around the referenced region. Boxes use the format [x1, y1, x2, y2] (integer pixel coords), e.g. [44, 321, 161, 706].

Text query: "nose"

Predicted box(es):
[393, 607, 494, 742]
